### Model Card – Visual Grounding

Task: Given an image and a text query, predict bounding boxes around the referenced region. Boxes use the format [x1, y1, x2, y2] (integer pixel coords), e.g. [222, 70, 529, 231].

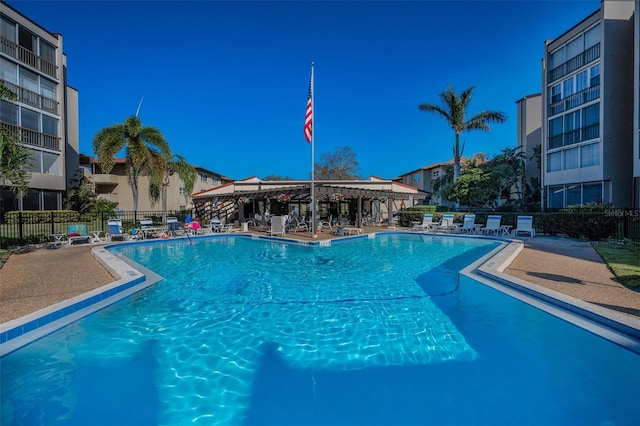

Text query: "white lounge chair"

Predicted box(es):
[512, 215, 535, 238]
[412, 213, 436, 231]
[456, 214, 478, 234]
[478, 215, 503, 236]
[270, 215, 287, 237]
[318, 215, 333, 232]
[291, 216, 309, 233]
[434, 214, 457, 233]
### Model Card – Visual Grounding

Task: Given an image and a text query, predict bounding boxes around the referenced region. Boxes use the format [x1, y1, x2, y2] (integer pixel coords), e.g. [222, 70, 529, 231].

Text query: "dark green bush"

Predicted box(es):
[5, 210, 80, 225]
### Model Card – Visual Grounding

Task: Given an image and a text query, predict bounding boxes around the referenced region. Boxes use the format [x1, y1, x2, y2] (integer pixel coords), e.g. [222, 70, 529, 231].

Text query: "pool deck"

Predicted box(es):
[1, 228, 639, 329]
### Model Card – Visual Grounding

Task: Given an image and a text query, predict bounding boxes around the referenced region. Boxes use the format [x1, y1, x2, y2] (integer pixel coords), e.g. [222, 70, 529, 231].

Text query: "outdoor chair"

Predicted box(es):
[107, 218, 129, 241]
[434, 214, 457, 233]
[512, 215, 536, 238]
[478, 215, 503, 236]
[456, 214, 478, 234]
[66, 224, 91, 245]
[270, 215, 287, 237]
[412, 213, 436, 231]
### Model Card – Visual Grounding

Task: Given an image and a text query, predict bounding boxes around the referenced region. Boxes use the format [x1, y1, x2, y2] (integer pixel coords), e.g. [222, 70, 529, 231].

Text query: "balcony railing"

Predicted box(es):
[0, 37, 58, 79]
[548, 43, 600, 83]
[0, 122, 60, 151]
[548, 123, 600, 149]
[0, 79, 59, 114]
[547, 85, 600, 116]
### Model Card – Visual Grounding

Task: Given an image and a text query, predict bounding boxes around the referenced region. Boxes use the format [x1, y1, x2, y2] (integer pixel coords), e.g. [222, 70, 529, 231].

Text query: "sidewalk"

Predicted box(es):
[1, 234, 638, 325]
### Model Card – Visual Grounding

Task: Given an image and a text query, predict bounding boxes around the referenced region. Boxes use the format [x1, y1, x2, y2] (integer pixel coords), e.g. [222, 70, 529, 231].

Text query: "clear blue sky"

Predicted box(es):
[7, 0, 600, 181]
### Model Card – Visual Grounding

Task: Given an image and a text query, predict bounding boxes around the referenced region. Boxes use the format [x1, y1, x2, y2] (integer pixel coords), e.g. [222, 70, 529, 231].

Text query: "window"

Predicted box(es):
[19, 68, 38, 93]
[27, 149, 41, 173]
[564, 147, 579, 170]
[563, 77, 574, 98]
[589, 64, 600, 87]
[0, 100, 18, 125]
[0, 16, 16, 42]
[580, 143, 599, 167]
[18, 26, 35, 53]
[575, 70, 588, 92]
[550, 84, 561, 103]
[549, 48, 563, 69]
[42, 151, 60, 175]
[40, 78, 57, 100]
[22, 190, 39, 210]
[582, 182, 602, 204]
[0, 57, 17, 84]
[565, 36, 583, 61]
[548, 186, 564, 209]
[547, 152, 562, 172]
[179, 187, 186, 195]
[564, 110, 580, 145]
[200, 173, 207, 182]
[21, 108, 39, 131]
[39, 41, 56, 64]
[582, 103, 600, 140]
[432, 170, 439, 178]
[413, 173, 420, 182]
[42, 115, 58, 136]
[584, 24, 600, 49]
[43, 191, 59, 210]
[549, 117, 563, 149]
[566, 185, 581, 206]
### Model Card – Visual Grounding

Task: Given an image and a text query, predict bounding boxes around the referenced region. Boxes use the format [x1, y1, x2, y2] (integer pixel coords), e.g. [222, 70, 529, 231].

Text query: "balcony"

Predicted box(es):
[548, 123, 600, 149]
[0, 122, 60, 151]
[547, 85, 600, 116]
[0, 79, 59, 114]
[0, 37, 57, 79]
[548, 43, 600, 84]
[91, 174, 120, 185]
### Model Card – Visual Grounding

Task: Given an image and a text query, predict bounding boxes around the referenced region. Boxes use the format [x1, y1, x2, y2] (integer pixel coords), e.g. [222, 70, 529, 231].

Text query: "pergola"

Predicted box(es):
[192, 179, 430, 228]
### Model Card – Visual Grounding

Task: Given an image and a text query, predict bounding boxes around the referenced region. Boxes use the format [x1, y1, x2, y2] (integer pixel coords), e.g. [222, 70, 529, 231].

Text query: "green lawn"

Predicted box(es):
[591, 241, 640, 288]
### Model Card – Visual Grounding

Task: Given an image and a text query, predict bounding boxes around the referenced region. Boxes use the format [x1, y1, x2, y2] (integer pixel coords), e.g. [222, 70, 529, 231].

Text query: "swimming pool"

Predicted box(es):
[1, 233, 639, 425]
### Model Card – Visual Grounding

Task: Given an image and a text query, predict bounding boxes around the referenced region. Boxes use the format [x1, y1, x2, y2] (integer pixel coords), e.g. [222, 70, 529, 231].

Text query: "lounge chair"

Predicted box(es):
[107, 218, 129, 241]
[456, 214, 478, 234]
[270, 215, 287, 237]
[434, 214, 457, 233]
[167, 217, 180, 236]
[512, 215, 536, 238]
[66, 224, 91, 245]
[478, 215, 503, 236]
[291, 216, 309, 233]
[318, 215, 333, 232]
[412, 213, 436, 231]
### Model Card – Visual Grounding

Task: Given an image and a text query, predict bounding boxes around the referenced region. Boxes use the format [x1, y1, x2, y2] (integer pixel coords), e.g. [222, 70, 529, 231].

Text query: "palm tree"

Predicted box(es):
[92, 115, 170, 212]
[419, 85, 507, 180]
[149, 151, 196, 222]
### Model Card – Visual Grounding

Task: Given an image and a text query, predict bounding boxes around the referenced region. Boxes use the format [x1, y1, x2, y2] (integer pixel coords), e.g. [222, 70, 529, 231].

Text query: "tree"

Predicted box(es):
[149, 151, 196, 222]
[444, 167, 501, 209]
[314, 146, 361, 180]
[493, 146, 526, 202]
[262, 175, 295, 181]
[0, 83, 32, 196]
[418, 85, 507, 180]
[64, 175, 97, 214]
[92, 115, 170, 212]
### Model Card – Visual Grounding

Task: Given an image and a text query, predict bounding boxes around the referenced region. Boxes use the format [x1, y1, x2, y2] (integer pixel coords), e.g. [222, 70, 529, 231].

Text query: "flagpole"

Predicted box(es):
[310, 62, 316, 237]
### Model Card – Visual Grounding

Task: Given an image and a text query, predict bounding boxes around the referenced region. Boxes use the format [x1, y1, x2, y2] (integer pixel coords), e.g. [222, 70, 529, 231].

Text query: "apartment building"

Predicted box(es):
[394, 161, 451, 206]
[80, 155, 233, 212]
[542, 0, 635, 209]
[516, 93, 542, 187]
[0, 1, 79, 217]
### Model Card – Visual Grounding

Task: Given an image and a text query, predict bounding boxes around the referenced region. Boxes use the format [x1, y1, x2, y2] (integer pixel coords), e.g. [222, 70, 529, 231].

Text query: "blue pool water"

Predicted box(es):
[1, 234, 639, 425]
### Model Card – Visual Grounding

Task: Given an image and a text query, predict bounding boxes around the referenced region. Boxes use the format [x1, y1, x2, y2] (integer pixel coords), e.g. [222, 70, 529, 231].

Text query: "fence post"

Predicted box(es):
[51, 211, 55, 236]
[623, 208, 629, 240]
[18, 211, 23, 240]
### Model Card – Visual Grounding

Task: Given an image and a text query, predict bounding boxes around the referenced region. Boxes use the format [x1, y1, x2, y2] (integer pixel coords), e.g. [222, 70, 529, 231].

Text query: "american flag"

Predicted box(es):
[304, 66, 313, 143]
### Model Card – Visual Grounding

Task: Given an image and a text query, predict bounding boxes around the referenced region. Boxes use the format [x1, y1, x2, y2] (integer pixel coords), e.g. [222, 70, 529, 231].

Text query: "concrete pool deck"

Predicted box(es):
[1, 230, 639, 331]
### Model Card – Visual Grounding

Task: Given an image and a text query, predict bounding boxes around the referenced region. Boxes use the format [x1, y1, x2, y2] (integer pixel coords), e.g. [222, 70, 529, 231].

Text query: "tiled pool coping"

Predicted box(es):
[1, 232, 639, 356]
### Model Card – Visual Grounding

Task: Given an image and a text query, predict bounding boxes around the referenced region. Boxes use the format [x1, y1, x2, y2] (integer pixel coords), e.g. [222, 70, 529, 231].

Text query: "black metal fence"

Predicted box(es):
[1, 209, 639, 248]
[0, 210, 192, 248]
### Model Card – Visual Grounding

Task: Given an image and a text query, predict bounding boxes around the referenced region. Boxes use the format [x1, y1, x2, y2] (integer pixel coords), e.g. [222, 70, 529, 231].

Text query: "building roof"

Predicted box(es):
[192, 179, 430, 203]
